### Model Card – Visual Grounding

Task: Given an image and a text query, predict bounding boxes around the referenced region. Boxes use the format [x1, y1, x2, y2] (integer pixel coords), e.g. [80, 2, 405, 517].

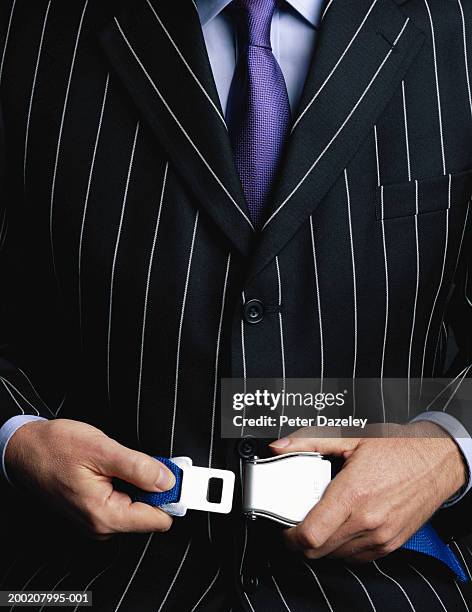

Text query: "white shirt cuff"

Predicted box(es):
[0, 415, 47, 486]
[411, 411, 472, 506]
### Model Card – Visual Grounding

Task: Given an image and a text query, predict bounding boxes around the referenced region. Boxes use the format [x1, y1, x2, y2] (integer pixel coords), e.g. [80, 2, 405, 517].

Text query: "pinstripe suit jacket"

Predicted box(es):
[1, 0, 472, 610]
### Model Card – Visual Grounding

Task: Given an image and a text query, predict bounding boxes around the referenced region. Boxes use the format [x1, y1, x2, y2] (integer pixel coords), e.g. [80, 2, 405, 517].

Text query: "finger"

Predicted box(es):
[99, 440, 175, 492]
[301, 520, 365, 560]
[333, 529, 405, 562]
[327, 534, 376, 560]
[269, 430, 360, 456]
[284, 475, 352, 552]
[104, 490, 173, 534]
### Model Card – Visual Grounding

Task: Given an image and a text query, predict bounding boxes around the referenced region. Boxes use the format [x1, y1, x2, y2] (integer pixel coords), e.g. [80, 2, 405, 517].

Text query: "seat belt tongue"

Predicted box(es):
[166, 456, 235, 515]
[134, 456, 234, 517]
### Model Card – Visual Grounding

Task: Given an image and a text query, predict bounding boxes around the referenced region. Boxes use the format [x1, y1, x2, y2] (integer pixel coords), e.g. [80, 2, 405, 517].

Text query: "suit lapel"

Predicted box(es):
[248, 0, 425, 280]
[99, 0, 255, 257]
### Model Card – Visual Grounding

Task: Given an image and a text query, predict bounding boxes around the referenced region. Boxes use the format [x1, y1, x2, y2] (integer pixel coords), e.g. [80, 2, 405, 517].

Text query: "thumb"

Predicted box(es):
[269, 428, 360, 456]
[99, 439, 176, 492]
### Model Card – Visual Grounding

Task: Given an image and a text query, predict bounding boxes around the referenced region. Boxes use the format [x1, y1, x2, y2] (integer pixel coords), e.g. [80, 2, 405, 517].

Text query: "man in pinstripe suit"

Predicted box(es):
[1, 0, 472, 609]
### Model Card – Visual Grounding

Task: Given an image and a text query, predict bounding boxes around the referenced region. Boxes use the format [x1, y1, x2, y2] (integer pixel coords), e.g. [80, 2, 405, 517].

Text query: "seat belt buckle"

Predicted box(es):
[162, 457, 236, 517]
[242, 452, 331, 526]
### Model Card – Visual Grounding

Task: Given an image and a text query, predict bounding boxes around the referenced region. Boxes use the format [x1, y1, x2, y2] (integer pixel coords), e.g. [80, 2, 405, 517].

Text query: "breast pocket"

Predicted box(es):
[375, 168, 472, 220]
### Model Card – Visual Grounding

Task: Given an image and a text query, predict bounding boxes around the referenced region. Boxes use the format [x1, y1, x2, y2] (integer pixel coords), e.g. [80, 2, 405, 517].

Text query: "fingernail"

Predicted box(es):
[270, 437, 291, 449]
[156, 468, 175, 491]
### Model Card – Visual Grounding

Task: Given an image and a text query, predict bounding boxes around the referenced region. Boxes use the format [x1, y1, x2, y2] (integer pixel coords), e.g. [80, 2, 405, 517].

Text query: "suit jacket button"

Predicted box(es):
[243, 299, 264, 324]
[238, 437, 258, 459]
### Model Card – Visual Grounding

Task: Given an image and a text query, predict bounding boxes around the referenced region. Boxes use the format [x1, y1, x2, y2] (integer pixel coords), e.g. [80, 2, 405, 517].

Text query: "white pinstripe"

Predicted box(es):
[466, 263, 472, 307]
[373, 561, 415, 612]
[50, 0, 89, 280]
[55, 393, 67, 417]
[170, 210, 199, 457]
[209, 253, 231, 468]
[422, 363, 471, 411]
[240, 292, 247, 437]
[190, 568, 220, 612]
[275, 256, 286, 438]
[24, 1, 51, 186]
[374, 125, 388, 421]
[453, 542, 472, 582]
[73, 554, 117, 612]
[409, 564, 447, 612]
[310, 216, 324, 387]
[157, 539, 192, 612]
[244, 594, 256, 612]
[345, 567, 376, 611]
[271, 572, 292, 612]
[442, 364, 472, 412]
[374, 124, 381, 188]
[17, 367, 54, 415]
[0, 557, 18, 589]
[456, 202, 471, 318]
[114, 18, 255, 231]
[0, 0, 16, 85]
[10, 565, 45, 612]
[293, 0, 379, 132]
[420, 174, 451, 391]
[402, 81, 412, 183]
[0, 208, 6, 251]
[321, 0, 335, 21]
[455, 580, 470, 612]
[1, 378, 24, 415]
[345, 169, 357, 379]
[1, 378, 39, 415]
[114, 533, 154, 612]
[345, 168, 357, 416]
[424, 0, 446, 175]
[78, 73, 110, 344]
[145, 0, 226, 126]
[0, 224, 7, 253]
[136, 161, 168, 446]
[432, 200, 470, 372]
[38, 572, 71, 612]
[263, 18, 410, 230]
[239, 505, 248, 574]
[407, 180, 420, 417]
[380, 184, 388, 423]
[303, 562, 334, 612]
[457, 0, 472, 121]
[107, 121, 140, 407]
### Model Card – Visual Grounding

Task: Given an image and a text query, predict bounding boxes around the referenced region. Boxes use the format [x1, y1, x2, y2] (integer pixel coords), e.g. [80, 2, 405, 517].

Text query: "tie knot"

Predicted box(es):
[231, 0, 277, 49]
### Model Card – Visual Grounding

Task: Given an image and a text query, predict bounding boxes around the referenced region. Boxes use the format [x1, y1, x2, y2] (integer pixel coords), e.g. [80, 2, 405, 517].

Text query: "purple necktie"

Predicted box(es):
[226, 0, 291, 229]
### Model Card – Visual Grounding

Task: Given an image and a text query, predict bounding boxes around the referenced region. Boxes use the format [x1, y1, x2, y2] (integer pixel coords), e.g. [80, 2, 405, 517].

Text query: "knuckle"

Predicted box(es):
[155, 515, 173, 533]
[372, 526, 394, 546]
[298, 525, 322, 550]
[358, 510, 383, 532]
[303, 549, 318, 560]
[131, 455, 152, 483]
[377, 537, 400, 556]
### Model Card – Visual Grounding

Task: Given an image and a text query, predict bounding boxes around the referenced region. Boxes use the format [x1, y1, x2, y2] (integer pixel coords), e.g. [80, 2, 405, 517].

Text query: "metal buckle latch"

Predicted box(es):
[242, 452, 331, 526]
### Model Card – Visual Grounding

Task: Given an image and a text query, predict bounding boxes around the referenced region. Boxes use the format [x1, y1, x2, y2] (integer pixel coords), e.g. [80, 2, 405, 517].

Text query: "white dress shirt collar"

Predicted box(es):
[195, 0, 323, 28]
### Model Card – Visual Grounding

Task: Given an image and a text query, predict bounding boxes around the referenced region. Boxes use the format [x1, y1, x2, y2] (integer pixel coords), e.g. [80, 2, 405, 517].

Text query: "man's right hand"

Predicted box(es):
[4, 418, 175, 538]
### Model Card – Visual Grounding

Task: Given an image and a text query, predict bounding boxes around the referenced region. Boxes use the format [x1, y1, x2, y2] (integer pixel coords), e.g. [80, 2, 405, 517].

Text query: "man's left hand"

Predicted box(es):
[269, 422, 467, 563]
